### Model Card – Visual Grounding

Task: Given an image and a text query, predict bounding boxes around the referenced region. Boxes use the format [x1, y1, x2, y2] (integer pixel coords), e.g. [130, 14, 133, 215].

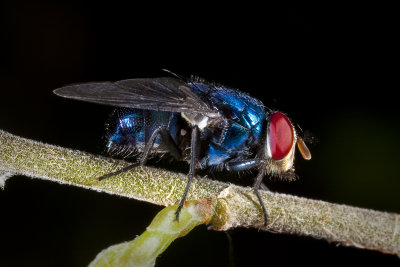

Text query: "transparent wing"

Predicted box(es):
[53, 77, 219, 117]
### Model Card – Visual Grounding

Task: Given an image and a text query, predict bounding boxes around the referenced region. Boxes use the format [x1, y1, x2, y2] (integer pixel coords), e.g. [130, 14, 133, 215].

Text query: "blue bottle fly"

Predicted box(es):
[54, 75, 311, 225]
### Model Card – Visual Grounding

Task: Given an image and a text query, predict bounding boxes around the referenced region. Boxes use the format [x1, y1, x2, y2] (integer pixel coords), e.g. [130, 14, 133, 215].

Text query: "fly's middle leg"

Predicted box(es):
[175, 125, 200, 221]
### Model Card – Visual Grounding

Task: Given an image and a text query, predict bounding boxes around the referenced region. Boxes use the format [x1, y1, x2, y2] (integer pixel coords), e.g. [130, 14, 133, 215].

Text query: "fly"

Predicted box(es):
[53, 74, 311, 225]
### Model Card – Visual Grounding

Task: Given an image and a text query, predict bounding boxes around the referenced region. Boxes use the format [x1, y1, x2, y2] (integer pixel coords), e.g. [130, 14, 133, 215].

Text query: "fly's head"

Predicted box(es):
[264, 111, 311, 180]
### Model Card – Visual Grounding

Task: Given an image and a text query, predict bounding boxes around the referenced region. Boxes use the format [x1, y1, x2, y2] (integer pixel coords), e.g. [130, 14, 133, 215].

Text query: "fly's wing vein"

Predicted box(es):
[54, 77, 219, 117]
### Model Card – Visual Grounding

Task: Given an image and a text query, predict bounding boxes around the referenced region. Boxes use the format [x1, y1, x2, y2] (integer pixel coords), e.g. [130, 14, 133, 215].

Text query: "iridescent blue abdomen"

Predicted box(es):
[107, 109, 181, 156]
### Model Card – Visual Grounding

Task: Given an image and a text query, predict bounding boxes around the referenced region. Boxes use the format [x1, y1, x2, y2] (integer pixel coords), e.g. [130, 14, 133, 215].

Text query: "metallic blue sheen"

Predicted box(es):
[206, 144, 231, 166]
[108, 109, 180, 150]
[107, 81, 267, 169]
[189, 82, 265, 168]
[226, 158, 262, 171]
[220, 122, 250, 150]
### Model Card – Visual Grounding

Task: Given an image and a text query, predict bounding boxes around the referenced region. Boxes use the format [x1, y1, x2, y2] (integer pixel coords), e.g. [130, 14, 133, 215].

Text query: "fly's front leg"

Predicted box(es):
[253, 168, 268, 226]
[98, 127, 181, 181]
[175, 125, 200, 221]
[226, 159, 270, 190]
[226, 158, 269, 225]
[225, 158, 264, 172]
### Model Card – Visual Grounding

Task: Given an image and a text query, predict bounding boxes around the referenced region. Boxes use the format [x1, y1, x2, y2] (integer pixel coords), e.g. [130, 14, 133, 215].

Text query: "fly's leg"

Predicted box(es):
[140, 127, 182, 164]
[97, 162, 141, 181]
[175, 125, 200, 221]
[226, 158, 269, 225]
[98, 127, 181, 181]
[225, 158, 264, 171]
[253, 168, 268, 226]
[260, 182, 270, 191]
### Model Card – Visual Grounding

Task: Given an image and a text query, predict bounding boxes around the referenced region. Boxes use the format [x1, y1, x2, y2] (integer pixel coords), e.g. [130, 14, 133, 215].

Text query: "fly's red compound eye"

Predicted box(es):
[268, 112, 294, 160]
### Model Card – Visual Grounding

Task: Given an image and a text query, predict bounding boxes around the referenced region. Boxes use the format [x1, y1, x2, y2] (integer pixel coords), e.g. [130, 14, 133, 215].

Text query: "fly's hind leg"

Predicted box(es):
[97, 127, 182, 181]
[97, 162, 141, 181]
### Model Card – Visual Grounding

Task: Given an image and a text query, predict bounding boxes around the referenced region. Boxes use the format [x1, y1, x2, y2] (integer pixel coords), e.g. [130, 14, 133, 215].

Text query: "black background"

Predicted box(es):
[1, 1, 399, 266]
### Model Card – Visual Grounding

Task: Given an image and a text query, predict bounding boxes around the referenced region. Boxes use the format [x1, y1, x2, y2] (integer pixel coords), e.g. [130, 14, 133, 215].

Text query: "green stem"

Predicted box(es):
[1, 129, 399, 256]
[89, 199, 213, 267]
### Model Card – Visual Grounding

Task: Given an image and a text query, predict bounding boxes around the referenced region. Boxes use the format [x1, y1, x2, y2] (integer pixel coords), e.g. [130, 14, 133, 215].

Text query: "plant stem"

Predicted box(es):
[89, 199, 213, 267]
[1, 129, 399, 256]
